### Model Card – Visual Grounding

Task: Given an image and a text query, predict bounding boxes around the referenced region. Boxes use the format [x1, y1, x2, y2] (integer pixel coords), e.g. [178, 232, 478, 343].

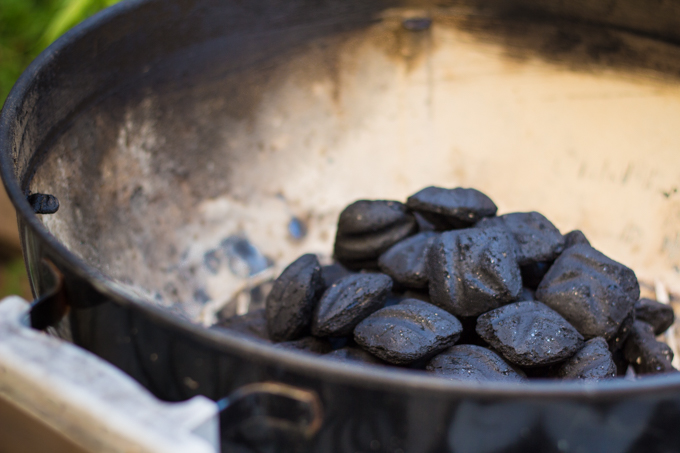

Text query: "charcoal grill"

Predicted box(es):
[3, 0, 680, 451]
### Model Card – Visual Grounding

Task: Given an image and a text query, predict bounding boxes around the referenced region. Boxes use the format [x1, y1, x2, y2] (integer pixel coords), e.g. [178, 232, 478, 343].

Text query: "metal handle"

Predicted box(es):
[22, 259, 325, 452]
[219, 382, 324, 443]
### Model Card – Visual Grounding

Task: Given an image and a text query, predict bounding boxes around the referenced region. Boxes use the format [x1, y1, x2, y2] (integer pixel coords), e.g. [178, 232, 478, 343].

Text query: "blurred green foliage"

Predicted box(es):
[0, 0, 118, 299]
[0, 257, 31, 299]
[0, 0, 120, 105]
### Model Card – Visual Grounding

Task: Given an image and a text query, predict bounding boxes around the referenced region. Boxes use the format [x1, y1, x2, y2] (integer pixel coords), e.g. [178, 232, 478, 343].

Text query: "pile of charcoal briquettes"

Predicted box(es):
[213, 186, 677, 382]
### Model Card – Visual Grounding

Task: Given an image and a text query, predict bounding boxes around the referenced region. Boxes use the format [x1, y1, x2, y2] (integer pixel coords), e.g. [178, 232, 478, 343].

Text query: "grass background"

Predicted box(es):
[0, 0, 119, 299]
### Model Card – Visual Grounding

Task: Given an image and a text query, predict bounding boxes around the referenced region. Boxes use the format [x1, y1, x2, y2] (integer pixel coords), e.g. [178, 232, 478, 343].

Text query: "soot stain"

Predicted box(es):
[445, 12, 680, 81]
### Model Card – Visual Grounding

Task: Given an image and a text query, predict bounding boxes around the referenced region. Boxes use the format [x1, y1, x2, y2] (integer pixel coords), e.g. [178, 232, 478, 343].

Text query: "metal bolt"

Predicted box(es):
[28, 193, 59, 214]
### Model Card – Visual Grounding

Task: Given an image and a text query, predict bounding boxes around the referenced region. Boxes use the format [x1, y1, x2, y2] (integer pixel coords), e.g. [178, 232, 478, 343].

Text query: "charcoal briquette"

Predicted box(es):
[413, 211, 437, 232]
[623, 321, 676, 375]
[211, 309, 270, 342]
[324, 346, 385, 365]
[274, 336, 333, 354]
[608, 309, 635, 352]
[354, 299, 463, 365]
[563, 230, 591, 249]
[321, 262, 353, 287]
[555, 337, 617, 381]
[428, 227, 522, 318]
[634, 298, 675, 336]
[334, 200, 418, 269]
[426, 344, 527, 383]
[536, 244, 640, 340]
[406, 186, 497, 230]
[476, 301, 584, 367]
[312, 273, 393, 337]
[383, 290, 431, 307]
[476, 212, 565, 265]
[265, 254, 325, 342]
[378, 231, 439, 289]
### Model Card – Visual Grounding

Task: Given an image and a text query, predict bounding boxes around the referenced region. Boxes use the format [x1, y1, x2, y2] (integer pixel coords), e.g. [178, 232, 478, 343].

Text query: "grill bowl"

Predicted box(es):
[3, 0, 680, 451]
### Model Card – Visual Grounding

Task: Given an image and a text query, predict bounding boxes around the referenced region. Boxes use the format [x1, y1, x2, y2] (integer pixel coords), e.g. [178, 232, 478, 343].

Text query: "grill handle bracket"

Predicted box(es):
[218, 382, 324, 450]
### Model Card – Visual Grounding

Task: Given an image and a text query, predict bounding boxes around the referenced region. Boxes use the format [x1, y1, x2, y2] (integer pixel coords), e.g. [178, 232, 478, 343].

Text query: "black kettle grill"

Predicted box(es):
[3, 0, 680, 451]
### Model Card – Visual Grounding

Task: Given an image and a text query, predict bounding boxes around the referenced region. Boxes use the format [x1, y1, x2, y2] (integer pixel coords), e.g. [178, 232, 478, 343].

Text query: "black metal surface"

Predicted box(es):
[219, 382, 323, 453]
[29, 259, 69, 330]
[3, 1, 680, 452]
